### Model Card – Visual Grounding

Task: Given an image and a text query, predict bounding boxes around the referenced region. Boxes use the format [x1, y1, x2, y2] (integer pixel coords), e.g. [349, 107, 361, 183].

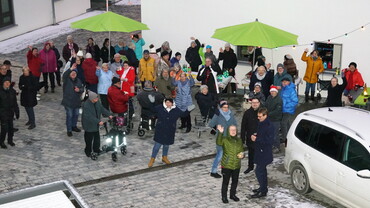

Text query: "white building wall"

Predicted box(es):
[54, 0, 91, 23]
[142, 0, 370, 94]
[0, 0, 90, 41]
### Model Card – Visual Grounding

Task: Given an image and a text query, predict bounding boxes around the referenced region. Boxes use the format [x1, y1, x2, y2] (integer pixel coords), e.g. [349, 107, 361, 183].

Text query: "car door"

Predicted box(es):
[336, 136, 370, 208]
[305, 124, 342, 200]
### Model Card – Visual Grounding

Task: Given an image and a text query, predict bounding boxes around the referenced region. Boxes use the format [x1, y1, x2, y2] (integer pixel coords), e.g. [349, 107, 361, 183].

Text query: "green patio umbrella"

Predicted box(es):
[71, 11, 149, 32]
[211, 19, 298, 48]
[71, 10, 149, 61]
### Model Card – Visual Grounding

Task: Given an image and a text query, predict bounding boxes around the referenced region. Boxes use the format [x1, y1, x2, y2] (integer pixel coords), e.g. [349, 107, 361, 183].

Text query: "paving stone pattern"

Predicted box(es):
[0, 3, 341, 208]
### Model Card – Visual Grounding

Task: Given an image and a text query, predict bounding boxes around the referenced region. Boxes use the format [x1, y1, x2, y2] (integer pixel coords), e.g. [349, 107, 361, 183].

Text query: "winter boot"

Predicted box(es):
[178, 118, 186, 129]
[310, 92, 315, 101]
[148, 157, 155, 168]
[305, 93, 309, 102]
[185, 125, 192, 133]
[162, 156, 171, 165]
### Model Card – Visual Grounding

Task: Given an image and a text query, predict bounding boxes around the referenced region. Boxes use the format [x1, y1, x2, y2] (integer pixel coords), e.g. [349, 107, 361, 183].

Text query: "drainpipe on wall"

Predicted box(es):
[51, 0, 57, 25]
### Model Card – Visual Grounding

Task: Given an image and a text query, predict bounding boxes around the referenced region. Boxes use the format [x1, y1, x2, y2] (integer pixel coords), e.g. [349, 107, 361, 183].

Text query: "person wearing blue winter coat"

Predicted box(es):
[132, 34, 145, 60]
[208, 101, 237, 178]
[250, 107, 274, 198]
[96, 63, 113, 111]
[273, 63, 292, 90]
[173, 72, 194, 133]
[148, 98, 187, 168]
[280, 78, 298, 144]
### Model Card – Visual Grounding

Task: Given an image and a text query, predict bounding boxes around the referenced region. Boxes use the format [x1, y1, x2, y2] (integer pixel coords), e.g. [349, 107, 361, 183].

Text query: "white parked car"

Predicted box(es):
[284, 107, 370, 208]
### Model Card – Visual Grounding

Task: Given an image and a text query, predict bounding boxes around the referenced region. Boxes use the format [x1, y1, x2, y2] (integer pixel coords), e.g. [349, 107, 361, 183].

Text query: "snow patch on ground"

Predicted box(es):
[269, 187, 325, 208]
[0, 10, 104, 54]
[114, 0, 141, 5]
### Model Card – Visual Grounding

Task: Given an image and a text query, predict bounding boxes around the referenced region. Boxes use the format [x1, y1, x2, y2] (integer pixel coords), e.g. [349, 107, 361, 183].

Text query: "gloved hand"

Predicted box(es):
[187, 104, 195, 112]
[148, 94, 155, 103]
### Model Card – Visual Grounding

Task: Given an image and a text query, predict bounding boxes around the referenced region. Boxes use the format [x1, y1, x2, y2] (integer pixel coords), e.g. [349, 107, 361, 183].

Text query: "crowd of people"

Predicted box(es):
[0, 32, 367, 203]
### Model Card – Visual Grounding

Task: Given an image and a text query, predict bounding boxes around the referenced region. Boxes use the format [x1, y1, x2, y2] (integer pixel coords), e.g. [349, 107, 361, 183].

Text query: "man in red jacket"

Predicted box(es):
[108, 77, 129, 115]
[82, 53, 98, 93]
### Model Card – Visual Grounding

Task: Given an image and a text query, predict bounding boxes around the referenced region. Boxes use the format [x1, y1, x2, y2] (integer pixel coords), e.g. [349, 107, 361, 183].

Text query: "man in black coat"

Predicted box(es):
[250, 107, 274, 198]
[0, 77, 19, 148]
[240, 97, 261, 174]
[197, 58, 222, 95]
[185, 37, 202, 72]
[219, 43, 238, 93]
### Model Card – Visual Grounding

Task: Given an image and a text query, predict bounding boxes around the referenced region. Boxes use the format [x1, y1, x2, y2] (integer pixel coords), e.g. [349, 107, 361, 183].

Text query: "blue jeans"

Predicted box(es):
[151, 142, 169, 158]
[64, 106, 79, 132]
[25, 107, 35, 125]
[305, 82, 316, 94]
[281, 113, 292, 142]
[272, 121, 281, 149]
[211, 144, 223, 173]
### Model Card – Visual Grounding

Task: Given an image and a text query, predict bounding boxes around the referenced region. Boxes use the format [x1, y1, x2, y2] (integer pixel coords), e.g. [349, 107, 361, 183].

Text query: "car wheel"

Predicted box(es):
[291, 165, 312, 194]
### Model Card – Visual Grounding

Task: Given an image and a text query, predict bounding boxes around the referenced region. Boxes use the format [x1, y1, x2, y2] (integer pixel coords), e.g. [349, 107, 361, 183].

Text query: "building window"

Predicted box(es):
[0, 0, 14, 28]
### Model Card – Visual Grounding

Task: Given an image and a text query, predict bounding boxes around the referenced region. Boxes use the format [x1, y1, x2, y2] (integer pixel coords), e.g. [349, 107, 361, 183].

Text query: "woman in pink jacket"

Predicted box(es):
[39, 42, 57, 93]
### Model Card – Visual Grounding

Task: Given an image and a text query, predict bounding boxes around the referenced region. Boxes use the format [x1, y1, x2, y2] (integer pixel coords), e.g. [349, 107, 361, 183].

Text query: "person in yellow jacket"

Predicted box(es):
[138, 50, 156, 87]
[301, 48, 324, 102]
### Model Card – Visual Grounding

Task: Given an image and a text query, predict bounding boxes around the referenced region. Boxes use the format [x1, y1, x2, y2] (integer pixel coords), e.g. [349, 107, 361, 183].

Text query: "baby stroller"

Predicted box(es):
[91, 116, 129, 162]
[137, 115, 156, 137]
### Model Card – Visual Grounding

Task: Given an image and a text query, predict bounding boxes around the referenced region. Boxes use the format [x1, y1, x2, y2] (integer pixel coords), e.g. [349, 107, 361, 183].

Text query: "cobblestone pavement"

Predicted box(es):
[0, 3, 344, 208]
[77, 157, 344, 208]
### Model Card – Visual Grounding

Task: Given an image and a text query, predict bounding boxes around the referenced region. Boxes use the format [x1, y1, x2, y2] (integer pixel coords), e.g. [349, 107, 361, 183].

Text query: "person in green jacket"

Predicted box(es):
[216, 125, 244, 204]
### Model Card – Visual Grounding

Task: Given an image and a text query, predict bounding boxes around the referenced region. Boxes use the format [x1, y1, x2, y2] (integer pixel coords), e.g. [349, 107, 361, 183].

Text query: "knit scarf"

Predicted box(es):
[220, 109, 231, 121]
[255, 71, 266, 80]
